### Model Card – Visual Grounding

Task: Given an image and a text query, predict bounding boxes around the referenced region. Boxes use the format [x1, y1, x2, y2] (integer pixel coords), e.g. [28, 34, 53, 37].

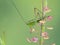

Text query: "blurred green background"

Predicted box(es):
[0, 0, 60, 45]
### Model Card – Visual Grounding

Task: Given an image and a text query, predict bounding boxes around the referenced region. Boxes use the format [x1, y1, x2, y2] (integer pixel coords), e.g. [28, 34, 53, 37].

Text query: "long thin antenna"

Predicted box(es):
[9, 0, 27, 24]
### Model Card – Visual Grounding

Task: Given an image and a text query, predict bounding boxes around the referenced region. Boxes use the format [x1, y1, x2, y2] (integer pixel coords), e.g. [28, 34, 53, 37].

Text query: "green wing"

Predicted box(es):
[26, 8, 42, 27]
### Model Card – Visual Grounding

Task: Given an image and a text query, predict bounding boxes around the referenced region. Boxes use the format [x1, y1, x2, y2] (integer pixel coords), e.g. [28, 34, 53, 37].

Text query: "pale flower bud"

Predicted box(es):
[31, 37, 38, 43]
[47, 16, 52, 21]
[26, 38, 31, 43]
[42, 32, 48, 37]
[44, 6, 51, 13]
[47, 26, 53, 30]
[52, 43, 56, 45]
[43, 36, 49, 39]
[39, 20, 46, 24]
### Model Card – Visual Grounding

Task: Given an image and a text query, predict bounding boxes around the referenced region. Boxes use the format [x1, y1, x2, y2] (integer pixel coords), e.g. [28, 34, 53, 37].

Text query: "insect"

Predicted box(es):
[8, 0, 54, 45]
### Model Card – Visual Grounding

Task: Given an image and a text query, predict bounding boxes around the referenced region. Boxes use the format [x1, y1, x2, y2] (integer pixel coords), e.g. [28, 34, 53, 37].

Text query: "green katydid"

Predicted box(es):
[7, 0, 53, 45]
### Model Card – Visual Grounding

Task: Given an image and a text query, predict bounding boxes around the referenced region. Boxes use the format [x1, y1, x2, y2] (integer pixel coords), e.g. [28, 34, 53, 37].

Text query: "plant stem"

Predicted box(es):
[40, 0, 46, 45]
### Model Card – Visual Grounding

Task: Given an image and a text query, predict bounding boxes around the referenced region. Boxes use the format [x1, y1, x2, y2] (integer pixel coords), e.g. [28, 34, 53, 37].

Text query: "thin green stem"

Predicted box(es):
[40, 0, 46, 45]
[0, 32, 6, 45]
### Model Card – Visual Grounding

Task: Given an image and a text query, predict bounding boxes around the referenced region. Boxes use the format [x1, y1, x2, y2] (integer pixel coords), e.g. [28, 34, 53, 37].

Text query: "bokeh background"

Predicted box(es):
[0, 0, 60, 45]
